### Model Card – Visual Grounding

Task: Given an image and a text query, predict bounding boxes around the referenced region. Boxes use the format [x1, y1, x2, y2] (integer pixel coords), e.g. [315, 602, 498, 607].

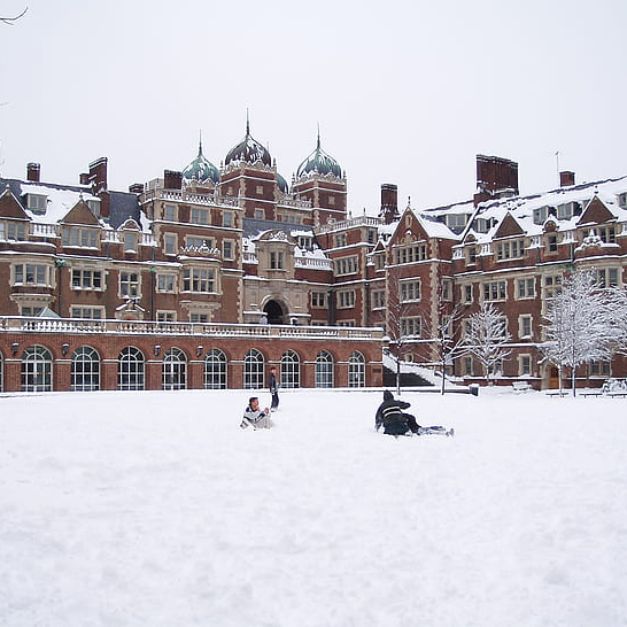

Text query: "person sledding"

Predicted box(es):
[375, 390, 454, 437]
[240, 396, 275, 430]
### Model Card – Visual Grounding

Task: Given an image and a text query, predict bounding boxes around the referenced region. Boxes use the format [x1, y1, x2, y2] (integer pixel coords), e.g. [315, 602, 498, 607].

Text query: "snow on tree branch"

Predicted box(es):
[462, 301, 512, 384]
[0, 7, 28, 25]
[540, 270, 619, 396]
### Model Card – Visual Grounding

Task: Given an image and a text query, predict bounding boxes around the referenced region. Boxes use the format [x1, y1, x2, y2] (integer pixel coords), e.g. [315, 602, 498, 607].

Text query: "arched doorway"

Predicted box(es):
[263, 299, 288, 325]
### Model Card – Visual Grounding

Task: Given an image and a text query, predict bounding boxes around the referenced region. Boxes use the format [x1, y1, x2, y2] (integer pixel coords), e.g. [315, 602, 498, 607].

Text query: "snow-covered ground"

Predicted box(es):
[1, 388, 626, 627]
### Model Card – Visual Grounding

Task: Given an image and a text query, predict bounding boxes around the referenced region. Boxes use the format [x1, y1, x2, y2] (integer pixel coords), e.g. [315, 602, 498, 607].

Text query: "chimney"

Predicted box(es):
[474, 154, 519, 206]
[87, 157, 108, 195]
[128, 183, 144, 194]
[163, 170, 183, 190]
[379, 183, 399, 224]
[79, 172, 90, 185]
[27, 162, 40, 183]
[560, 171, 575, 187]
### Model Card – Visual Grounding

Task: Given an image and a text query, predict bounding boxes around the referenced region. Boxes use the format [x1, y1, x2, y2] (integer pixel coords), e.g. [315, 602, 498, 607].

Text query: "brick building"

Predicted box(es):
[1, 122, 626, 392]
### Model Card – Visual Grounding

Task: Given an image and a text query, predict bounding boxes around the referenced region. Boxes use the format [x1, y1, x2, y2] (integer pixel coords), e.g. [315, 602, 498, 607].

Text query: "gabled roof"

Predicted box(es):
[0, 187, 30, 220]
[493, 212, 525, 239]
[61, 199, 101, 226]
[577, 195, 615, 226]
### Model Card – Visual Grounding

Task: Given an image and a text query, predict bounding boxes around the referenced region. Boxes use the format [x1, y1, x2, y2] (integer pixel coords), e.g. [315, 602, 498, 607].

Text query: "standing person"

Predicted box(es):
[240, 397, 274, 430]
[269, 366, 279, 411]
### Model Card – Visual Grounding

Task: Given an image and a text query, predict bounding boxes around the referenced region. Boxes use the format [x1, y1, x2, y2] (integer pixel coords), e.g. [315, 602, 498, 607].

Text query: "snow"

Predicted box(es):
[1, 388, 626, 626]
[16, 182, 100, 226]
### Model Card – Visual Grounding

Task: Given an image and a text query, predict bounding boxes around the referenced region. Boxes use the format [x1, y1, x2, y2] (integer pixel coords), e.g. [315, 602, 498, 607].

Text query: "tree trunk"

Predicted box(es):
[396, 358, 401, 396]
[571, 366, 577, 398]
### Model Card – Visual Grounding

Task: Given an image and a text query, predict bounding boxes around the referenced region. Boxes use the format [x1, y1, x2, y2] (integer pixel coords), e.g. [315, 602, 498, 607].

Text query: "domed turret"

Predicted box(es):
[225, 117, 272, 167]
[296, 130, 342, 179]
[182, 137, 220, 184]
[276, 171, 289, 194]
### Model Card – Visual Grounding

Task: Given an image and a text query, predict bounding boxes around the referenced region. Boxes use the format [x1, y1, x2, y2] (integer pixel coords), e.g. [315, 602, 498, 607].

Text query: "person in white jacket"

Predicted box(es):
[240, 397, 275, 430]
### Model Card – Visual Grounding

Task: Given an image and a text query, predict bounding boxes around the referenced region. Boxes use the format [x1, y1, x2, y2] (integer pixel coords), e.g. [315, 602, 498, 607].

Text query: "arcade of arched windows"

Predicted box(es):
[0, 337, 382, 392]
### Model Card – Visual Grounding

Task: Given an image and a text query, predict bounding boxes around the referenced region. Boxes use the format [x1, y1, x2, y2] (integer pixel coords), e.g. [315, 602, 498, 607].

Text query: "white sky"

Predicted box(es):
[1, 0, 626, 215]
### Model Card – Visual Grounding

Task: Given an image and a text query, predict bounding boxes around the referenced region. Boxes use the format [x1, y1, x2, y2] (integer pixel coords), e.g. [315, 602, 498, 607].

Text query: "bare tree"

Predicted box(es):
[462, 301, 512, 385]
[540, 270, 615, 397]
[1, 7, 28, 25]
[428, 274, 466, 394]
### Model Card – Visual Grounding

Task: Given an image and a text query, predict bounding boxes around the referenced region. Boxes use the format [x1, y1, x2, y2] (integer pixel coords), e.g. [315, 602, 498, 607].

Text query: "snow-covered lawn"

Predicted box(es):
[1, 388, 626, 627]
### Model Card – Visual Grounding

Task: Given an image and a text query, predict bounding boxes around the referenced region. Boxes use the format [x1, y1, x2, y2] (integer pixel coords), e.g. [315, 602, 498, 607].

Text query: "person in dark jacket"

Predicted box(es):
[375, 390, 455, 437]
[375, 390, 421, 435]
[269, 366, 279, 411]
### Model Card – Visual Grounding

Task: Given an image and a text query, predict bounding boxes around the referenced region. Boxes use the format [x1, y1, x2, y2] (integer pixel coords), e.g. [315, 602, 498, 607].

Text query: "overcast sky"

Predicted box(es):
[1, 0, 626, 215]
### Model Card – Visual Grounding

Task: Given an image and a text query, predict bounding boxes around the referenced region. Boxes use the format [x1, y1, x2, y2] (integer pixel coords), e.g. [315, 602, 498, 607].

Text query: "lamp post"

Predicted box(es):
[54, 258, 66, 316]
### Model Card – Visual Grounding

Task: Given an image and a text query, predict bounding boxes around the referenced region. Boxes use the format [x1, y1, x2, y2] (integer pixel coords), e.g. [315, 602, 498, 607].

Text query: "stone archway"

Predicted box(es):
[263, 299, 288, 325]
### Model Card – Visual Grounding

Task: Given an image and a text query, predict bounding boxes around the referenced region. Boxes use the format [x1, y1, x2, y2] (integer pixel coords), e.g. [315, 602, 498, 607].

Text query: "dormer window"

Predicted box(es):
[86, 199, 101, 217]
[446, 214, 467, 231]
[474, 218, 491, 233]
[618, 192, 627, 209]
[25, 193, 47, 214]
[298, 235, 312, 250]
[533, 206, 549, 225]
[557, 202, 574, 220]
[124, 231, 138, 253]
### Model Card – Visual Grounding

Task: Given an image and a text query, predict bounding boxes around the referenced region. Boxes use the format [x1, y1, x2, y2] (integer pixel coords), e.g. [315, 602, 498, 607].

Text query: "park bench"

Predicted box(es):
[512, 381, 532, 393]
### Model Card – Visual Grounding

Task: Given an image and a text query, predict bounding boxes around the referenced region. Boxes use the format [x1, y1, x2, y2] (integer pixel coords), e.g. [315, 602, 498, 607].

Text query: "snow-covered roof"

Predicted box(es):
[8, 181, 100, 224]
[460, 176, 627, 244]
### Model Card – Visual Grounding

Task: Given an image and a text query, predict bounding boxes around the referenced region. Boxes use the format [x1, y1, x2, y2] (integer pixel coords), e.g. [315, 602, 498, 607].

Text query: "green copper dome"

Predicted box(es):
[277, 172, 289, 193]
[296, 131, 342, 179]
[183, 139, 220, 184]
[225, 118, 272, 167]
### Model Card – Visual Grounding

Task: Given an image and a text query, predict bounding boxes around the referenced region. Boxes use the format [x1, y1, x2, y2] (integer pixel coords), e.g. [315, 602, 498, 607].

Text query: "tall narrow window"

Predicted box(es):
[21, 346, 53, 392]
[315, 351, 334, 388]
[348, 351, 365, 388]
[244, 349, 264, 389]
[280, 350, 300, 388]
[163, 348, 187, 390]
[118, 347, 145, 391]
[71, 347, 100, 391]
[205, 349, 227, 389]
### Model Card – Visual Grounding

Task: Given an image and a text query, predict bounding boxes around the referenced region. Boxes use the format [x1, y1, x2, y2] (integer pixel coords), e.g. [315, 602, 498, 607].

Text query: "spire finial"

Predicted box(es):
[316, 122, 321, 151]
[246, 108, 250, 136]
[198, 129, 203, 156]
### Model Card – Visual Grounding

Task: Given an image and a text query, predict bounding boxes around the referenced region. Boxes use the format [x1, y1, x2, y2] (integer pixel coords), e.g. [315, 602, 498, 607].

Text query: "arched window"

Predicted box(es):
[280, 350, 300, 388]
[205, 349, 227, 389]
[348, 351, 365, 388]
[71, 347, 100, 391]
[21, 346, 53, 392]
[163, 348, 187, 390]
[316, 351, 334, 388]
[118, 347, 145, 391]
[244, 349, 264, 389]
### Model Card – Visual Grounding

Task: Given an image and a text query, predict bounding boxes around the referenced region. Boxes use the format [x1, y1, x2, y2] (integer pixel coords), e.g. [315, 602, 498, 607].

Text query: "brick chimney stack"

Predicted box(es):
[379, 183, 399, 224]
[128, 183, 144, 194]
[560, 171, 575, 187]
[163, 170, 183, 190]
[87, 157, 108, 195]
[473, 154, 519, 206]
[27, 163, 41, 183]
